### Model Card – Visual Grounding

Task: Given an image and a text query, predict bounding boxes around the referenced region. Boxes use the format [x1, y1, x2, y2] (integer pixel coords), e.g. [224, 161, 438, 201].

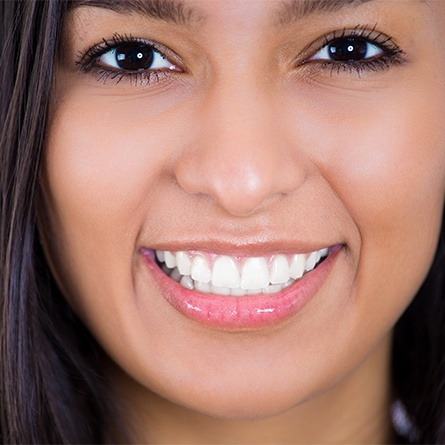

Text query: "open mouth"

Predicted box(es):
[154, 248, 329, 297]
[142, 244, 341, 329]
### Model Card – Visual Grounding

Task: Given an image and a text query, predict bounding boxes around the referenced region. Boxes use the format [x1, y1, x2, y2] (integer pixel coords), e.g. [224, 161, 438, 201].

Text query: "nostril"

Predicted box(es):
[172, 120, 307, 216]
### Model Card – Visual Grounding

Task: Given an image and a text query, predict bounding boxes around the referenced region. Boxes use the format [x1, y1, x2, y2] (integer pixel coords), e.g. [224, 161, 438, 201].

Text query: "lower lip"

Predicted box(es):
[141, 246, 342, 330]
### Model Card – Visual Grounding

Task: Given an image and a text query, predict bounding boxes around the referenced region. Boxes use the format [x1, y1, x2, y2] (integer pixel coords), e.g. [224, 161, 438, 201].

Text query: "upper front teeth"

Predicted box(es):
[241, 257, 269, 289]
[155, 247, 329, 296]
[212, 256, 240, 288]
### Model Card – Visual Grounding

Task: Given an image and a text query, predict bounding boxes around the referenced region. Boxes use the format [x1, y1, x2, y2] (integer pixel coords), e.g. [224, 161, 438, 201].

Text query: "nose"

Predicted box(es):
[173, 82, 307, 217]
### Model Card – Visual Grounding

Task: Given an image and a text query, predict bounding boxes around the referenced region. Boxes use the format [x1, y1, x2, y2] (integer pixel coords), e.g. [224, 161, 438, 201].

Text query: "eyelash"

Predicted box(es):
[302, 24, 406, 77]
[76, 25, 406, 86]
[75, 32, 179, 86]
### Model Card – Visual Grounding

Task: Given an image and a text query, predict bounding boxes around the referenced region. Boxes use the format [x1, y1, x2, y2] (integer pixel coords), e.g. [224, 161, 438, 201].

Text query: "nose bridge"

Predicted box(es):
[173, 78, 306, 216]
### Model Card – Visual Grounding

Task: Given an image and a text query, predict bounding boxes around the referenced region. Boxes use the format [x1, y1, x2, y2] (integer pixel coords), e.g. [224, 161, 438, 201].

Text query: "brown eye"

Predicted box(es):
[113, 43, 154, 70]
[311, 36, 383, 63]
[99, 42, 174, 71]
[326, 37, 369, 61]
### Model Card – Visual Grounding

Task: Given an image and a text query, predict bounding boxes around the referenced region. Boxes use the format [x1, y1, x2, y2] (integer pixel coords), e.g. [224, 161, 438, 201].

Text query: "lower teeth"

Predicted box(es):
[162, 265, 297, 296]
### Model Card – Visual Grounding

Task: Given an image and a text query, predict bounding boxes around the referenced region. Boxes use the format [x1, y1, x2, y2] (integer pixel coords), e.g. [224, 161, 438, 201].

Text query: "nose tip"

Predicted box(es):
[173, 87, 306, 217]
[217, 168, 301, 217]
[174, 140, 305, 217]
[219, 168, 271, 217]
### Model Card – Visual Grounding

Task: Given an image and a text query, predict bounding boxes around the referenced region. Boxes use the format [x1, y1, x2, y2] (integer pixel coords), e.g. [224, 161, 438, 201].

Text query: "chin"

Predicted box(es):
[174, 390, 301, 421]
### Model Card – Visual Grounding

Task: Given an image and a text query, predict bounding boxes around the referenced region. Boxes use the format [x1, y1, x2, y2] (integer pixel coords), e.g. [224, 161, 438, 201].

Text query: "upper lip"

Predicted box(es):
[141, 239, 342, 257]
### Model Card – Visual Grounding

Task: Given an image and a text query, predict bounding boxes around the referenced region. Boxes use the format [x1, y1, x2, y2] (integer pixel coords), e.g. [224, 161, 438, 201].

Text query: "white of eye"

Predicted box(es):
[100, 48, 175, 70]
[310, 40, 383, 61]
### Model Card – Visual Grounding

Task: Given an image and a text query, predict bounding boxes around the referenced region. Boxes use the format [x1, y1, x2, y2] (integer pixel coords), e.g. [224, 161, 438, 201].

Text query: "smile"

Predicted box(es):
[142, 244, 342, 329]
[155, 248, 329, 296]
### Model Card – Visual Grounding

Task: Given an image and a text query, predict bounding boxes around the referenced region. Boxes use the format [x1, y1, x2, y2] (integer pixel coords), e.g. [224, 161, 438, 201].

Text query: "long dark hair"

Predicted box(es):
[392, 220, 445, 443]
[0, 1, 120, 443]
[0, 1, 444, 443]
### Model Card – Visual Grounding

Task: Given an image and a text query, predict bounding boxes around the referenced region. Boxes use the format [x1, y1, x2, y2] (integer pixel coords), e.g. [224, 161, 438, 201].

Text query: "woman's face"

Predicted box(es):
[42, 0, 445, 428]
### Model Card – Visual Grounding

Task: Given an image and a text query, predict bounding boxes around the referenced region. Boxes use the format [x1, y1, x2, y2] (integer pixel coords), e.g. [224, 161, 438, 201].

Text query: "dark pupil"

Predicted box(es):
[328, 37, 368, 62]
[115, 43, 154, 70]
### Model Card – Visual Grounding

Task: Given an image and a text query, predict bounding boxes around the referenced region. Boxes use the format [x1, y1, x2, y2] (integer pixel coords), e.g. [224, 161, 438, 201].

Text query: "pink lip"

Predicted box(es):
[141, 245, 342, 330]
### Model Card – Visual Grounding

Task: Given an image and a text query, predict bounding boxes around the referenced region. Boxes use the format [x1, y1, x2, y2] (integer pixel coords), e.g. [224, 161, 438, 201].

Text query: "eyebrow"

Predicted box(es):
[274, 0, 375, 26]
[67, 0, 426, 26]
[67, 0, 203, 25]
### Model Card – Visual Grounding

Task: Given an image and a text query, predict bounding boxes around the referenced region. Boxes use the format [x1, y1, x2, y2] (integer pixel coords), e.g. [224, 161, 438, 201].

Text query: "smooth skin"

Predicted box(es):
[40, 0, 445, 443]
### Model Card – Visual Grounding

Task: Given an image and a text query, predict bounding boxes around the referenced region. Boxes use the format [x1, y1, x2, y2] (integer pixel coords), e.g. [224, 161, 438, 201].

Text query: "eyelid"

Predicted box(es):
[75, 32, 184, 73]
[295, 24, 402, 66]
[98, 46, 176, 71]
[74, 32, 185, 87]
[310, 39, 383, 61]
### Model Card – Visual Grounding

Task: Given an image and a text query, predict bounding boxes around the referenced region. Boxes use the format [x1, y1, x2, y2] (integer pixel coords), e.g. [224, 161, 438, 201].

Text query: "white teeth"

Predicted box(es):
[169, 267, 181, 282]
[289, 254, 305, 279]
[304, 251, 317, 272]
[263, 284, 283, 294]
[180, 275, 194, 290]
[164, 251, 177, 268]
[230, 287, 247, 296]
[176, 251, 192, 275]
[319, 247, 329, 257]
[156, 250, 165, 263]
[211, 255, 240, 288]
[191, 255, 212, 283]
[283, 278, 294, 289]
[270, 255, 290, 284]
[241, 257, 269, 290]
[155, 246, 330, 296]
[195, 281, 211, 293]
[211, 285, 231, 295]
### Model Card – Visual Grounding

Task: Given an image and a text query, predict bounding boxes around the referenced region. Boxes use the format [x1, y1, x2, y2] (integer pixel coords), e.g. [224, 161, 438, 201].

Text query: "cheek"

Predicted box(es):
[328, 100, 445, 237]
[331, 87, 445, 259]
[296, 75, 445, 329]
[45, 95, 175, 225]
[41, 87, 187, 320]
[349, 110, 445, 330]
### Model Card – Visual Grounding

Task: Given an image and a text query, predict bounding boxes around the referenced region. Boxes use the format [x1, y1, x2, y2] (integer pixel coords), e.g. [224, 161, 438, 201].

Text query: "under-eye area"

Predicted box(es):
[154, 248, 330, 296]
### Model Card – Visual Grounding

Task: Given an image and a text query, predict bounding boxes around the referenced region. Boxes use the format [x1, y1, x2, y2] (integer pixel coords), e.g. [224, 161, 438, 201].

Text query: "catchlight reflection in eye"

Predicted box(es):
[311, 37, 383, 62]
[100, 44, 176, 71]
